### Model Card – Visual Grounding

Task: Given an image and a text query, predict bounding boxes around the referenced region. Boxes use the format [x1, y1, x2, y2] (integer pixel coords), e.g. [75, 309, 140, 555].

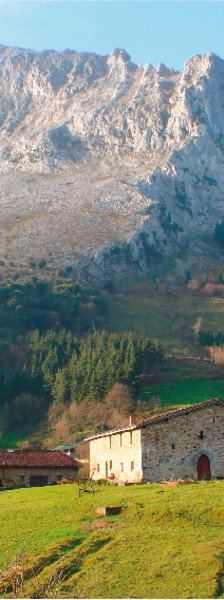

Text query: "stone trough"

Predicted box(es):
[96, 506, 123, 517]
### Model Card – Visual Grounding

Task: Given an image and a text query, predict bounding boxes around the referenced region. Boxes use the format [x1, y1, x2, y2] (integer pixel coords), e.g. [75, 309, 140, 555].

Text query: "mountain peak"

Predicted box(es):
[0, 45, 224, 277]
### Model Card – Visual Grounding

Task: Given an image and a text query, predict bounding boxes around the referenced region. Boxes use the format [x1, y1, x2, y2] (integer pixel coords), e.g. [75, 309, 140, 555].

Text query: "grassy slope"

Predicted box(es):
[1, 482, 224, 598]
[2, 280, 224, 449]
[0, 426, 38, 449]
[107, 280, 224, 356]
[106, 280, 224, 411]
[139, 378, 224, 408]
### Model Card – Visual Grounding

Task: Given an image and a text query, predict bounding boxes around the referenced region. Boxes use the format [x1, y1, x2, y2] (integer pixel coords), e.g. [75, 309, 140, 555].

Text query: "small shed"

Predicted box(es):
[0, 449, 80, 488]
[54, 443, 82, 457]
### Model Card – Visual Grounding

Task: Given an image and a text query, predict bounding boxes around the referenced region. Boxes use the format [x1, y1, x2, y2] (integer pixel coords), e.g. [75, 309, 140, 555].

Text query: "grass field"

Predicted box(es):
[1, 482, 224, 598]
[0, 426, 38, 450]
[139, 378, 224, 409]
[107, 280, 224, 357]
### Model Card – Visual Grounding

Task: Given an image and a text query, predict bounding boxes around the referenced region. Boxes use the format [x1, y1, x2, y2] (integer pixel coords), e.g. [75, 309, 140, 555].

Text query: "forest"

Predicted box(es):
[0, 276, 163, 444]
[2, 270, 224, 446]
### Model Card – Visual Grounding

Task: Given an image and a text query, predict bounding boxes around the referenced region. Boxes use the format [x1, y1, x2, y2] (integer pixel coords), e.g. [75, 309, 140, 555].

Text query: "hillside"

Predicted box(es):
[1, 44, 224, 448]
[1, 275, 224, 450]
[0, 45, 224, 279]
[1, 482, 224, 598]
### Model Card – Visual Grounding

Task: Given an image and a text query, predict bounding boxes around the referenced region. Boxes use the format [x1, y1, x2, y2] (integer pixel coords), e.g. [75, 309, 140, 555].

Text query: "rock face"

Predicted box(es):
[1, 45, 224, 275]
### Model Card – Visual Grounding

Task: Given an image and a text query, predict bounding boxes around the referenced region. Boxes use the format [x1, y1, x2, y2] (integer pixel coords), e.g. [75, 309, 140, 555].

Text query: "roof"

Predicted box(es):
[0, 450, 80, 468]
[54, 442, 85, 451]
[85, 398, 224, 441]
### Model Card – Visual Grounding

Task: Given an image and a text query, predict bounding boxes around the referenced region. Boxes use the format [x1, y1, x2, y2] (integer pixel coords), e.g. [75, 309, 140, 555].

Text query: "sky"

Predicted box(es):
[0, 1, 223, 72]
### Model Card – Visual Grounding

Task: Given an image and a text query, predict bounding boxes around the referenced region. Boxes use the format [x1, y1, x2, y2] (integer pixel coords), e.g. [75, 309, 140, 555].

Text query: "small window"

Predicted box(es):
[130, 431, 133, 445]
[120, 433, 122, 447]
[131, 461, 134, 471]
[97, 464, 100, 473]
[172, 443, 175, 450]
[200, 431, 204, 439]
[120, 462, 124, 472]
[109, 436, 112, 449]
[110, 460, 112, 470]
[213, 417, 215, 424]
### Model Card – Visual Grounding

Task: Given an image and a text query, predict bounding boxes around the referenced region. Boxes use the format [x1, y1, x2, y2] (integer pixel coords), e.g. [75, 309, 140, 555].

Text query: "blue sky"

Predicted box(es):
[0, 1, 223, 71]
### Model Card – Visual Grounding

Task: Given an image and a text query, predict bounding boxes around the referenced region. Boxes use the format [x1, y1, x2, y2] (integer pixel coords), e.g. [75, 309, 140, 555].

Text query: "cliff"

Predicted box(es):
[0, 45, 224, 276]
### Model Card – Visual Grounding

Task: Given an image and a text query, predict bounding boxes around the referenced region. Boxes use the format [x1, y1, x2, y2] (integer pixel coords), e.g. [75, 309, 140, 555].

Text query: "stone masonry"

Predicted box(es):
[0, 449, 79, 488]
[0, 466, 79, 488]
[87, 399, 224, 483]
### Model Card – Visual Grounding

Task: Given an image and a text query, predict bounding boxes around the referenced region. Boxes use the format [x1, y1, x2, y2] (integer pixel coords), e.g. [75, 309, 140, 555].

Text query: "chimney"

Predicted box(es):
[129, 415, 137, 426]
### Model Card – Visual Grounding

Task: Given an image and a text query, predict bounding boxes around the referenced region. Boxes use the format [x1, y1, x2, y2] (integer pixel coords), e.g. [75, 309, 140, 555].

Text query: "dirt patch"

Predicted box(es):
[161, 478, 197, 488]
[79, 519, 127, 531]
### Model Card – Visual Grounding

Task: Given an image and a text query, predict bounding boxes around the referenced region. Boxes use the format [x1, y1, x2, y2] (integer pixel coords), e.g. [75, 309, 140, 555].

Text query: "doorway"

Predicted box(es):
[29, 475, 48, 487]
[197, 454, 211, 480]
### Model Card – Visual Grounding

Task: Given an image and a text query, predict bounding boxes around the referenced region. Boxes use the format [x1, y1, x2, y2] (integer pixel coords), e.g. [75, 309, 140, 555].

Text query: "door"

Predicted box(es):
[197, 454, 211, 480]
[105, 462, 108, 479]
[29, 475, 48, 487]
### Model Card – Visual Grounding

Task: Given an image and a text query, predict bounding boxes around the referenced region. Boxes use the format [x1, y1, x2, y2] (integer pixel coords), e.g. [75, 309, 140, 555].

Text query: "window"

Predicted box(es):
[172, 443, 175, 450]
[120, 433, 122, 447]
[97, 464, 100, 473]
[110, 460, 112, 470]
[213, 417, 215, 424]
[109, 436, 112, 449]
[131, 461, 134, 471]
[130, 431, 133, 445]
[200, 431, 204, 439]
[120, 463, 124, 472]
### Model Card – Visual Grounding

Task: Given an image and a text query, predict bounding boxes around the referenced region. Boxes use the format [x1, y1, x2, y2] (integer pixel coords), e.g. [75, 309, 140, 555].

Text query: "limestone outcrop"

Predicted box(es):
[0, 45, 224, 273]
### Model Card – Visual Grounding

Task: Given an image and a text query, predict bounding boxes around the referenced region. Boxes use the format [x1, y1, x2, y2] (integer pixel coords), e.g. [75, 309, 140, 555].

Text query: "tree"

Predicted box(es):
[185, 270, 191, 284]
[214, 220, 224, 248]
[52, 368, 71, 404]
[104, 383, 133, 416]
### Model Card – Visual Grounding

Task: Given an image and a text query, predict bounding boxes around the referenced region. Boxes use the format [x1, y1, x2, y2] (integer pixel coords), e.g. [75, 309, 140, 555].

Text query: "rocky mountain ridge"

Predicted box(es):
[1, 44, 224, 278]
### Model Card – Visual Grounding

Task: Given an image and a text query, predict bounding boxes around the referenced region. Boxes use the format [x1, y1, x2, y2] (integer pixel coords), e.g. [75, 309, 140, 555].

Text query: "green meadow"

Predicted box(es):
[0, 426, 38, 450]
[139, 378, 224, 409]
[107, 281, 224, 356]
[1, 482, 224, 598]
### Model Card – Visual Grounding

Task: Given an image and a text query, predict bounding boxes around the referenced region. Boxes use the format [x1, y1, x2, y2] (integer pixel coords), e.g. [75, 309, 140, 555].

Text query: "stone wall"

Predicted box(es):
[89, 429, 142, 483]
[141, 405, 224, 482]
[0, 466, 79, 488]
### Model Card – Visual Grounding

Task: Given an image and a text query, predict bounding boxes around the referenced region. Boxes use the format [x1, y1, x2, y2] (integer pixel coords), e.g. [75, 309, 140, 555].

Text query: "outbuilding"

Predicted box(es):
[0, 449, 80, 488]
[87, 398, 224, 483]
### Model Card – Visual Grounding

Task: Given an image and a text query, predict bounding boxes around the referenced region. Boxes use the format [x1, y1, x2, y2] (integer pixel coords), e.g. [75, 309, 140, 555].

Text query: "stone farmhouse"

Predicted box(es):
[0, 449, 80, 488]
[87, 398, 224, 483]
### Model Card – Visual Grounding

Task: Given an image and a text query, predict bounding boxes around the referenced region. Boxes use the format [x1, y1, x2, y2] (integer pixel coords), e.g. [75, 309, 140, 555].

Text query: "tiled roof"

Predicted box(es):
[137, 398, 224, 427]
[85, 398, 224, 441]
[0, 450, 80, 468]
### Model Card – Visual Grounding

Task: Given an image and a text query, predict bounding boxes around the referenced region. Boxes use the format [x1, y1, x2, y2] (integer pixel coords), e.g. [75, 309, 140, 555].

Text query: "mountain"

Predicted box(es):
[1, 44, 224, 279]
